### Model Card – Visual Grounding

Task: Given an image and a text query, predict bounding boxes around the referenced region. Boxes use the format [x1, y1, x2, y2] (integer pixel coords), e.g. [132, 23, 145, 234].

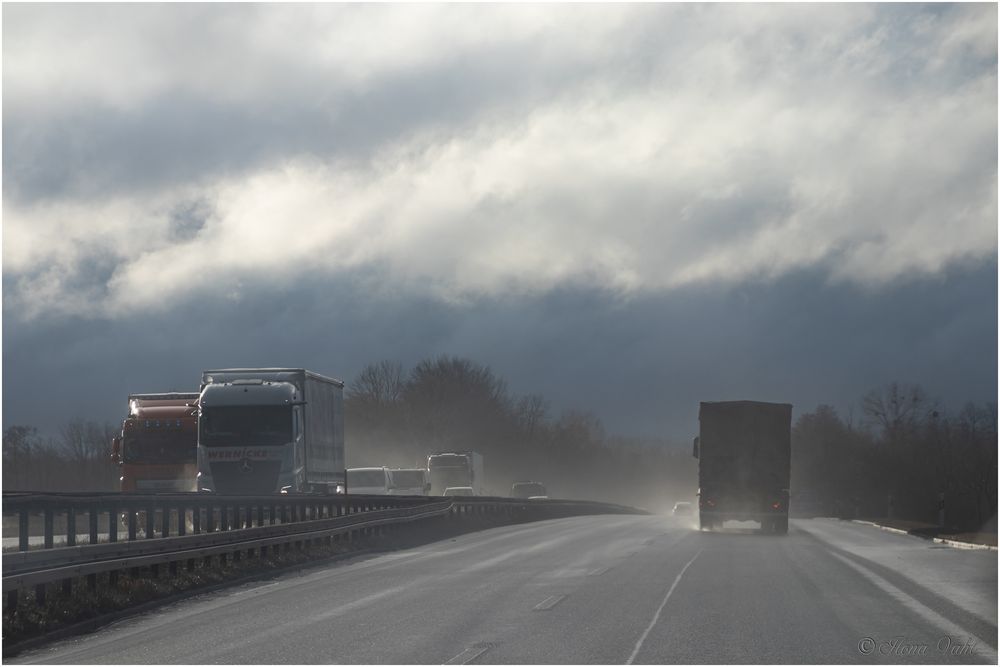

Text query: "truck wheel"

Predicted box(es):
[775, 517, 788, 535]
[699, 515, 711, 531]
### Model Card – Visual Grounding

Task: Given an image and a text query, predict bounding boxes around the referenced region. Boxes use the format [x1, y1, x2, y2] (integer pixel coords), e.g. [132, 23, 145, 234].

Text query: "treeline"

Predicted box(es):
[3, 421, 119, 492]
[345, 357, 695, 508]
[792, 383, 997, 531]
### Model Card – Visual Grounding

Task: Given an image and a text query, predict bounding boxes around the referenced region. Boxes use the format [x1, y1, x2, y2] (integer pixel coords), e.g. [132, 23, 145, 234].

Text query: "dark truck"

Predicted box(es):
[692, 400, 792, 534]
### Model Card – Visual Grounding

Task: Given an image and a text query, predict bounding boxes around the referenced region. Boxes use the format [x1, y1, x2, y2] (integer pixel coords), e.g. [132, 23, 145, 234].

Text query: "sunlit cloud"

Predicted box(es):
[3, 3, 996, 321]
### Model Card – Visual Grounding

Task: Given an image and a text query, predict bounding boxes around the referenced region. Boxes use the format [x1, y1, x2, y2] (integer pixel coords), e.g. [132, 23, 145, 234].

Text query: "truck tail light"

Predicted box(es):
[772, 501, 782, 510]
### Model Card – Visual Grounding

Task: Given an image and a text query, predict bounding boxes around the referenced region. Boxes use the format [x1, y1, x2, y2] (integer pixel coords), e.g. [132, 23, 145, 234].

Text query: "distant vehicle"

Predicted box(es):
[693, 400, 792, 534]
[389, 468, 430, 495]
[427, 451, 484, 495]
[443, 486, 476, 496]
[197, 368, 345, 494]
[511, 481, 547, 499]
[672, 501, 693, 516]
[347, 467, 393, 495]
[111, 393, 199, 493]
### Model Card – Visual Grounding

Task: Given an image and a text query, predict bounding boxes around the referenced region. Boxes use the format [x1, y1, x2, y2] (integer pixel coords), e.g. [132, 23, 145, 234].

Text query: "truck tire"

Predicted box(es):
[775, 516, 788, 535]
[699, 514, 712, 531]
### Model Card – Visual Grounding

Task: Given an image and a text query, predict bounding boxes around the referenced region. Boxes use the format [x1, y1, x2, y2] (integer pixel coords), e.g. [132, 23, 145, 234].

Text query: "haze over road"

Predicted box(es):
[13, 517, 997, 664]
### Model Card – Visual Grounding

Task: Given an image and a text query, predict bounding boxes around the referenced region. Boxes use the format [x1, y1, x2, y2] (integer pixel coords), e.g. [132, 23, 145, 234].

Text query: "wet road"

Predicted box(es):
[13, 516, 998, 664]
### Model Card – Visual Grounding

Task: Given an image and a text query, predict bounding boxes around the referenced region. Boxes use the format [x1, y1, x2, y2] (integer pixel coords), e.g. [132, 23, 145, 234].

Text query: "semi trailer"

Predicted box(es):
[693, 400, 792, 534]
[197, 368, 345, 494]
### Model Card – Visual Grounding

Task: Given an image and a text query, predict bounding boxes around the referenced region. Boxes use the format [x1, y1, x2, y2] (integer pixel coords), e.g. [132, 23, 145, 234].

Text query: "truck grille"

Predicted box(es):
[210, 461, 282, 494]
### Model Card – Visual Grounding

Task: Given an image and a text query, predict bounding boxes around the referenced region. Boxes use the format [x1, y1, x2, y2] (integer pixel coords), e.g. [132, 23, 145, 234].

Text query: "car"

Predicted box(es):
[443, 486, 476, 496]
[672, 501, 693, 516]
[511, 481, 547, 499]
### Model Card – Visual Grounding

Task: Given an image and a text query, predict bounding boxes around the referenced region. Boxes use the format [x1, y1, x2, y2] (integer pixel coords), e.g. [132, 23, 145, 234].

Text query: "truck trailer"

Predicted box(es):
[427, 451, 484, 496]
[111, 393, 200, 493]
[197, 368, 345, 494]
[693, 400, 792, 534]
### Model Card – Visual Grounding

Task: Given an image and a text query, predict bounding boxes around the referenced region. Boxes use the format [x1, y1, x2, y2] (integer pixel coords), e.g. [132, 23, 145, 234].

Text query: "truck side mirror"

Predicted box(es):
[111, 436, 122, 465]
[692, 436, 699, 459]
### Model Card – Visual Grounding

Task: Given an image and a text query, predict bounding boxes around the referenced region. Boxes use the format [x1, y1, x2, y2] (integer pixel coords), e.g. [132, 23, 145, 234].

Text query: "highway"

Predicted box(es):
[12, 516, 998, 664]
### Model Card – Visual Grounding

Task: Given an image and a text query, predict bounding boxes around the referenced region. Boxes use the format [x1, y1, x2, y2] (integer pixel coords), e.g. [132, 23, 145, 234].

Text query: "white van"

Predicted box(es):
[346, 467, 392, 495]
[389, 468, 430, 495]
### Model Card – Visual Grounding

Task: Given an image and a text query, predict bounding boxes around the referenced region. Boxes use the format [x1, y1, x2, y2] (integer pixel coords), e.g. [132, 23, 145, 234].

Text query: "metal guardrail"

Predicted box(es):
[2, 492, 646, 609]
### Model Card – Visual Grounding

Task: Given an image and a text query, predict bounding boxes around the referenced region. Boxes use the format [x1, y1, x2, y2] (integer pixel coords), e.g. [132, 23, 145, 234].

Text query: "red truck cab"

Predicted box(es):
[111, 393, 199, 493]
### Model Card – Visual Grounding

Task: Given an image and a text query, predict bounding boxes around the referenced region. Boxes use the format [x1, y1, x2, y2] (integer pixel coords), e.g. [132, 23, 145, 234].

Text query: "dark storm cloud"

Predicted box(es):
[5, 260, 995, 439]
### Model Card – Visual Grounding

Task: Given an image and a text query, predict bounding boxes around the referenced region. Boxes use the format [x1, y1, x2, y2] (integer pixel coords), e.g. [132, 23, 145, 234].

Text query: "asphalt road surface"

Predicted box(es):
[13, 516, 998, 664]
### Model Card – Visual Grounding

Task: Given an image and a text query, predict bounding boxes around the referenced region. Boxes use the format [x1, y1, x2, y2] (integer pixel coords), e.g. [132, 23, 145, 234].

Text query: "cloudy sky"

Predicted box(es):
[3, 3, 997, 440]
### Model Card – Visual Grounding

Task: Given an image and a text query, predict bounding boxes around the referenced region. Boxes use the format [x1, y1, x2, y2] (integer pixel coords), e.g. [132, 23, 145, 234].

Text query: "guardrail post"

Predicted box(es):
[89, 504, 99, 545]
[66, 507, 77, 547]
[269, 504, 276, 525]
[145, 504, 155, 539]
[257, 505, 265, 527]
[178, 505, 186, 537]
[43, 508, 54, 549]
[220, 504, 229, 532]
[7, 590, 17, 613]
[206, 505, 216, 533]
[109, 504, 118, 543]
[19, 510, 29, 551]
[161, 504, 171, 538]
[193, 503, 202, 534]
[35, 584, 46, 608]
[127, 506, 137, 542]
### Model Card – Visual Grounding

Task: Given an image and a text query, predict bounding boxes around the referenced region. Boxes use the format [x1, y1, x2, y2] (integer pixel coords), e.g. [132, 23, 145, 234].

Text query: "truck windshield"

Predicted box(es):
[200, 406, 292, 446]
[123, 432, 196, 464]
[348, 470, 386, 487]
[429, 455, 468, 468]
[391, 471, 426, 487]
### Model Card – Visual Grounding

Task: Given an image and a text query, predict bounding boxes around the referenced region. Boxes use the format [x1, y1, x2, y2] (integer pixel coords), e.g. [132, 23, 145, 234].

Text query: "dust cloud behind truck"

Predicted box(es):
[111, 393, 199, 492]
[197, 368, 345, 494]
[693, 400, 792, 534]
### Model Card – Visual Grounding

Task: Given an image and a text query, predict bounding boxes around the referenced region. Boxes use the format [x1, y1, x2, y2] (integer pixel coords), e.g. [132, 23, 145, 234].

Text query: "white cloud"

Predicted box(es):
[2, 4, 996, 320]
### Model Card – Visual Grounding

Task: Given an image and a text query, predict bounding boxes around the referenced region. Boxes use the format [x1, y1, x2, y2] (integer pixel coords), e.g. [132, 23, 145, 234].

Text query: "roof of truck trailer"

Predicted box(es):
[202, 368, 344, 386]
[699, 400, 793, 408]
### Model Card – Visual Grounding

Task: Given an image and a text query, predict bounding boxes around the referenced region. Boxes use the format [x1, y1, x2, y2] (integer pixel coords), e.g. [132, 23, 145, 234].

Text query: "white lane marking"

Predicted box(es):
[626, 548, 702, 665]
[828, 551, 998, 661]
[444, 645, 490, 664]
[588, 566, 610, 576]
[533, 594, 567, 611]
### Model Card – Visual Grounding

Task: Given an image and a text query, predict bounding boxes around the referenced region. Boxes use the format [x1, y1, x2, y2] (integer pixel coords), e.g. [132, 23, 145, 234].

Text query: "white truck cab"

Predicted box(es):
[346, 466, 393, 495]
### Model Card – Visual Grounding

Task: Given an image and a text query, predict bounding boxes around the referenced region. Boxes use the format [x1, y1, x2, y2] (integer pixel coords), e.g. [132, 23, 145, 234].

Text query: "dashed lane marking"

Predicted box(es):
[533, 594, 567, 611]
[444, 644, 492, 664]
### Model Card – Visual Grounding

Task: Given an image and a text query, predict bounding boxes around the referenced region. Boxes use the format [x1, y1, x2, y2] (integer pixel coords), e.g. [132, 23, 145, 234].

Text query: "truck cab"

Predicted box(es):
[388, 468, 430, 495]
[111, 393, 199, 493]
[347, 467, 393, 495]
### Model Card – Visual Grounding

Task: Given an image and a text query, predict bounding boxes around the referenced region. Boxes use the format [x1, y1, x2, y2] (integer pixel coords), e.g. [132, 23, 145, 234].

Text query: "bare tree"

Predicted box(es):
[862, 382, 932, 440]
